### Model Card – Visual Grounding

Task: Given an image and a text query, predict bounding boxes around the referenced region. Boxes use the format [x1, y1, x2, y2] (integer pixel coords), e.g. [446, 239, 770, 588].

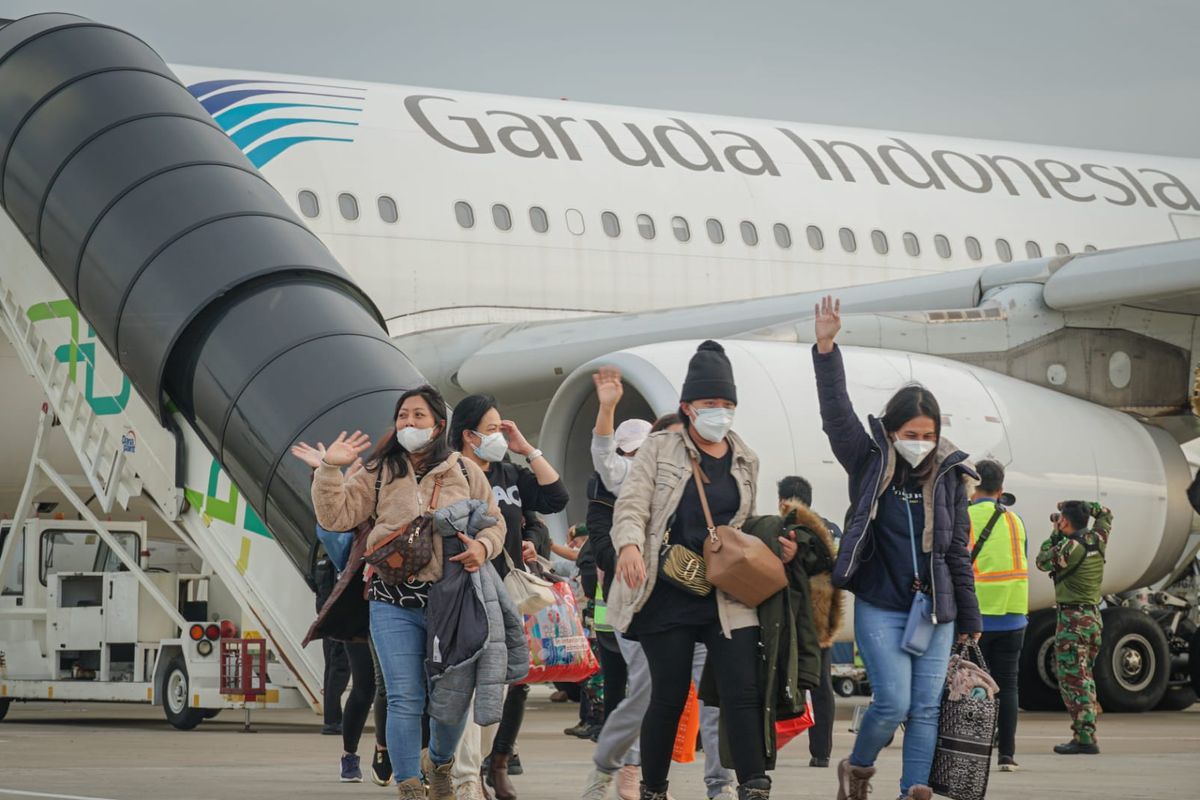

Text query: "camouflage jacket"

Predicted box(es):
[1036, 503, 1111, 606]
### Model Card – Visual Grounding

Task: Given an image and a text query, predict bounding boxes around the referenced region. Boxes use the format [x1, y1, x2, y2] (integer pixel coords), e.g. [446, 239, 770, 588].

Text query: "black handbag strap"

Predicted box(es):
[969, 504, 1007, 562]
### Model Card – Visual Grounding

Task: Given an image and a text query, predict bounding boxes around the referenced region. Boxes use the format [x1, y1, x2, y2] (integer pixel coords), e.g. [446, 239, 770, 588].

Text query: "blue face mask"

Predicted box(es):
[691, 406, 735, 442]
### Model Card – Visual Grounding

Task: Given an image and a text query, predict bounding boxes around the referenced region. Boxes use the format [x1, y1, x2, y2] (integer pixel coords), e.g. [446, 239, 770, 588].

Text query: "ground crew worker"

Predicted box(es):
[1035, 500, 1112, 755]
[968, 461, 1027, 772]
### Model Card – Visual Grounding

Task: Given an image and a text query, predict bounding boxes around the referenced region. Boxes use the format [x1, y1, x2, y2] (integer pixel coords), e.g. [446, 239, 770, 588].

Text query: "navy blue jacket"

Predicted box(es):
[813, 345, 982, 634]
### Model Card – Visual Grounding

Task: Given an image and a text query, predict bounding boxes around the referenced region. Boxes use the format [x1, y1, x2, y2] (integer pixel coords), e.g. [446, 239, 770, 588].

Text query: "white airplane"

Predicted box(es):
[0, 14, 1197, 722]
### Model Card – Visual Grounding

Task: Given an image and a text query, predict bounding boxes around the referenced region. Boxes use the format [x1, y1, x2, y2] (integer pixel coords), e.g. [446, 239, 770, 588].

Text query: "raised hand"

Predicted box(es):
[593, 366, 624, 409]
[814, 295, 841, 354]
[323, 430, 372, 466]
[499, 420, 533, 457]
[289, 441, 327, 469]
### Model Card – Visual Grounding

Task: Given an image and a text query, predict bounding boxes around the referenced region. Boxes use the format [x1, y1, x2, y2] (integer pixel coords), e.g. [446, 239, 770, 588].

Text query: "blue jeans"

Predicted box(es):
[850, 599, 954, 795]
[370, 601, 469, 783]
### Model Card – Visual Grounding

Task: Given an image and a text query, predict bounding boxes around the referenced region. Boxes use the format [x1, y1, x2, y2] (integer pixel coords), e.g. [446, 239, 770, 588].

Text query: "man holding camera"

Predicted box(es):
[1035, 500, 1112, 755]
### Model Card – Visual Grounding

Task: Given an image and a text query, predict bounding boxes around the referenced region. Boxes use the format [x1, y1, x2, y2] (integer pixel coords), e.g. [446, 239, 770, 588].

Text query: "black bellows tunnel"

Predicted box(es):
[0, 13, 426, 569]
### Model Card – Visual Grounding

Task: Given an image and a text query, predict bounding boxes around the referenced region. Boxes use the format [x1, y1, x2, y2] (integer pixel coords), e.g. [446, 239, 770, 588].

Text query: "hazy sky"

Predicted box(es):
[6, 1, 1199, 157]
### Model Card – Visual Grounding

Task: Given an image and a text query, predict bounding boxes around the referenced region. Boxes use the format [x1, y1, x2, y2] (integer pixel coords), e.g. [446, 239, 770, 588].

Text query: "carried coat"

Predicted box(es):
[780, 500, 844, 649]
[607, 428, 760, 637]
[813, 344, 981, 634]
[427, 544, 529, 726]
[699, 513, 818, 770]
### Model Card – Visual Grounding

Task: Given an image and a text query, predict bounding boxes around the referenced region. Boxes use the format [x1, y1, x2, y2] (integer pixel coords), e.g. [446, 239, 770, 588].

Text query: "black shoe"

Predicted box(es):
[587, 723, 603, 742]
[809, 757, 830, 768]
[321, 723, 342, 735]
[564, 721, 593, 738]
[737, 777, 771, 800]
[1053, 740, 1099, 755]
[371, 747, 393, 786]
[997, 755, 1018, 772]
[507, 752, 523, 776]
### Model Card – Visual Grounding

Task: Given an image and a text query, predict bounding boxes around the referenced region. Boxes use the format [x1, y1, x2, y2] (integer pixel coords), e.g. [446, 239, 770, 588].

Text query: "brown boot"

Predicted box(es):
[905, 786, 932, 800]
[421, 749, 455, 800]
[396, 776, 427, 800]
[836, 759, 875, 800]
[486, 751, 517, 800]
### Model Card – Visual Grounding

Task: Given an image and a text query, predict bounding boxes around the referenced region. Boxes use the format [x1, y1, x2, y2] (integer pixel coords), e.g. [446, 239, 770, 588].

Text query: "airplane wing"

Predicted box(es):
[401, 238, 1200, 427]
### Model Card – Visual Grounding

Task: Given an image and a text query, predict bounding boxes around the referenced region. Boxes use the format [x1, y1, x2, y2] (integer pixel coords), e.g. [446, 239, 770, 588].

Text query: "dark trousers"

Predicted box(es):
[808, 647, 835, 760]
[368, 637, 388, 749]
[639, 624, 767, 789]
[492, 683, 530, 755]
[978, 627, 1025, 758]
[597, 633, 629, 720]
[342, 641, 376, 754]
[323, 639, 350, 726]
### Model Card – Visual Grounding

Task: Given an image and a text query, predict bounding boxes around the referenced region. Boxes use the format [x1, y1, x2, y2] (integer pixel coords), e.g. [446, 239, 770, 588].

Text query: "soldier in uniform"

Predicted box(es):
[1035, 500, 1112, 755]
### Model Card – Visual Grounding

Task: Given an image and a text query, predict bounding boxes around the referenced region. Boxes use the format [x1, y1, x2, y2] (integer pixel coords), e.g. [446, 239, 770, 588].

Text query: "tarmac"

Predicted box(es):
[0, 688, 1196, 800]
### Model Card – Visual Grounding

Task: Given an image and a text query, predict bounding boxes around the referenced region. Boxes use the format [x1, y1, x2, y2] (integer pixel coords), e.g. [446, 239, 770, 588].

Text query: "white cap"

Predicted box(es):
[614, 419, 652, 454]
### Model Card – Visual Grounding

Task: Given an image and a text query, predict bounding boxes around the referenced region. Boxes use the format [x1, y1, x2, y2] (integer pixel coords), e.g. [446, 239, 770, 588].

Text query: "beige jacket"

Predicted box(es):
[311, 452, 505, 584]
[606, 428, 760, 637]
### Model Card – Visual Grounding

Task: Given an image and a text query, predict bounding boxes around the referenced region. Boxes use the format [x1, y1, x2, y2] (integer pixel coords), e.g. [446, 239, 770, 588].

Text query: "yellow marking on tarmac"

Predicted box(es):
[236, 536, 251, 575]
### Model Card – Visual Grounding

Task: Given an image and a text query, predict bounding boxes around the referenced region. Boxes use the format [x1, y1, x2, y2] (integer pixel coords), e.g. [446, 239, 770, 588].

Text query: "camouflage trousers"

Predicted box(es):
[1054, 604, 1103, 744]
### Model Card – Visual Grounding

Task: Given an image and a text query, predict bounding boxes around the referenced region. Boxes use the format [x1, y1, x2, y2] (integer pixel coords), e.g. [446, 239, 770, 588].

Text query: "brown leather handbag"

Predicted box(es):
[693, 460, 788, 608]
[364, 470, 442, 584]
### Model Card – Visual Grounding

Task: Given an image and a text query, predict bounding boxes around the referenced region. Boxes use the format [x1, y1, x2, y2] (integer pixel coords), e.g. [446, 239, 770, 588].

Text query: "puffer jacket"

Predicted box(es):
[428, 558, 529, 726]
[311, 452, 505, 584]
[607, 428, 760, 637]
[813, 344, 981, 634]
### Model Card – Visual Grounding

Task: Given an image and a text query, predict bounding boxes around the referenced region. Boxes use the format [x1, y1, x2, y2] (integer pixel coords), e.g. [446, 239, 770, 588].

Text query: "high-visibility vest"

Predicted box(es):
[968, 500, 1029, 616]
[594, 582, 611, 633]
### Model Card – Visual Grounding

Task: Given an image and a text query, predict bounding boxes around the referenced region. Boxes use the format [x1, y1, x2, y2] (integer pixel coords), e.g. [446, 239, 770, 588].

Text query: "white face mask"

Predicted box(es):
[397, 425, 436, 452]
[473, 431, 509, 462]
[894, 439, 935, 468]
[691, 406, 735, 442]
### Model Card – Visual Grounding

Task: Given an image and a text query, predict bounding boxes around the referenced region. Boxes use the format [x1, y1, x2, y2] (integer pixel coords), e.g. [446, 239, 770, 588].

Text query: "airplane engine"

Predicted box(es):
[540, 339, 1195, 614]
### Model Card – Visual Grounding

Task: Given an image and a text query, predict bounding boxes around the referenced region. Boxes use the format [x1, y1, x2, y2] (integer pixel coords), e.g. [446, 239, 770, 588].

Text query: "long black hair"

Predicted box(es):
[367, 384, 451, 482]
[450, 393, 499, 453]
[881, 384, 942, 484]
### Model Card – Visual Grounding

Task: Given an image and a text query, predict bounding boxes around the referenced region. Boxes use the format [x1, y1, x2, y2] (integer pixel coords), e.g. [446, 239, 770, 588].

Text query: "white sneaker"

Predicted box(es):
[710, 787, 737, 800]
[618, 765, 640, 800]
[455, 779, 487, 800]
[581, 768, 615, 800]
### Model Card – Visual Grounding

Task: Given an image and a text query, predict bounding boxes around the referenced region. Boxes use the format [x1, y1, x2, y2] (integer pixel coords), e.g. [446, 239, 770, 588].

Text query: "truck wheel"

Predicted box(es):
[1018, 609, 1063, 711]
[1095, 607, 1169, 712]
[1191, 624, 1200, 696]
[0, 698, 10, 722]
[162, 657, 205, 730]
[1155, 685, 1197, 711]
[201, 709, 222, 720]
[835, 677, 856, 697]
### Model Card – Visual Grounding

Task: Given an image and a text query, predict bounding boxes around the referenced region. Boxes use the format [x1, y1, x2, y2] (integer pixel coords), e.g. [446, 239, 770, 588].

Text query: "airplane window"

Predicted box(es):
[740, 221, 758, 246]
[839, 227, 856, 253]
[1055, 242, 1070, 255]
[637, 214, 656, 240]
[934, 234, 951, 258]
[672, 216, 690, 242]
[566, 208, 585, 235]
[337, 193, 359, 221]
[492, 204, 512, 231]
[529, 206, 549, 233]
[996, 238, 1013, 262]
[1025, 240, 1042, 259]
[965, 236, 982, 260]
[807, 225, 824, 251]
[298, 190, 320, 218]
[455, 201, 475, 228]
[1083, 244, 1097, 252]
[706, 218, 725, 244]
[903, 232, 919, 257]
[377, 195, 399, 224]
[601, 211, 621, 238]
[773, 223, 792, 249]
[871, 230, 888, 255]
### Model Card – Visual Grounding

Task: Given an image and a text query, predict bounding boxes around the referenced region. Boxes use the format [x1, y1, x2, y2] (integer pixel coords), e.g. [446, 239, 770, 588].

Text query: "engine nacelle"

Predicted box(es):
[540, 340, 1195, 612]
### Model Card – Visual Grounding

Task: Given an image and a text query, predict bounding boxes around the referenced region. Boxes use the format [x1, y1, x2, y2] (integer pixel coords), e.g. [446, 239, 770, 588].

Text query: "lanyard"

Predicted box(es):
[903, 488, 919, 586]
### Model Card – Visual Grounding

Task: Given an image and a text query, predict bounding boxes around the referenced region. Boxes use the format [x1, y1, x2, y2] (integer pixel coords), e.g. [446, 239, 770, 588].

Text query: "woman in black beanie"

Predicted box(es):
[605, 341, 778, 800]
